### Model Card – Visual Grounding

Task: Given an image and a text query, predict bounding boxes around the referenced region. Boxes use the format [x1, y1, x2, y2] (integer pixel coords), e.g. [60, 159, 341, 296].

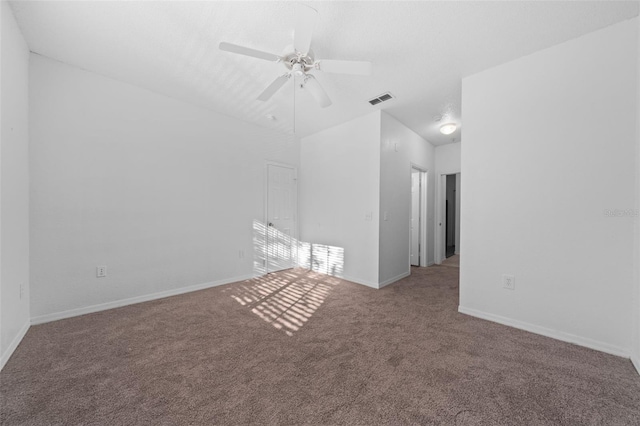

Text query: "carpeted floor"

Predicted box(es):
[1, 266, 639, 425]
[441, 254, 460, 268]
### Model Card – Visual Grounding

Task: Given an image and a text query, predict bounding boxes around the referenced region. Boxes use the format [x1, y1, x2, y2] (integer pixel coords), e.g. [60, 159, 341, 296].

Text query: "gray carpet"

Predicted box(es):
[441, 254, 460, 268]
[1, 266, 639, 425]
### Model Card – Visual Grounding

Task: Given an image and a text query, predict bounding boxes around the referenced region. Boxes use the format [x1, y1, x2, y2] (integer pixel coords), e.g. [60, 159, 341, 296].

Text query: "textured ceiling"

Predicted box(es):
[10, 1, 639, 145]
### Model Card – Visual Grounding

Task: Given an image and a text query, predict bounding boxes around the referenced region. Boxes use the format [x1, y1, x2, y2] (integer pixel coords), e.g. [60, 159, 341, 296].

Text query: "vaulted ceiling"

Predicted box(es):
[10, 1, 639, 145]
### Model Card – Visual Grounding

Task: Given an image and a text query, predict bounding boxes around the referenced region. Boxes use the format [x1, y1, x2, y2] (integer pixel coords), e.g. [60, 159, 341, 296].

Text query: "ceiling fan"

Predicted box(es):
[219, 4, 372, 108]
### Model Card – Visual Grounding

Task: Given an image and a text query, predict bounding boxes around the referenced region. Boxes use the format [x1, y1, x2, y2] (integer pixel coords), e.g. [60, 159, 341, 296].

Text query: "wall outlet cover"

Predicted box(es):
[96, 266, 107, 278]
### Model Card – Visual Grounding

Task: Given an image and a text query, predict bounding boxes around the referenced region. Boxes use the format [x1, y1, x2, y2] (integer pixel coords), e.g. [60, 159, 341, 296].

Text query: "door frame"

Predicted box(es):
[436, 170, 460, 264]
[409, 164, 428, 268]
[264, 161, 298, 273]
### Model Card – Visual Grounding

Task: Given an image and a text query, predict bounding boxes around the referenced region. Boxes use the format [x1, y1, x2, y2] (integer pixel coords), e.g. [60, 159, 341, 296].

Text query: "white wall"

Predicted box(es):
[29, 54, 298, 322]
[460, 19, 637, 357]
[299, 112, 381, 287]
[0, 0, 30, 369]
[435, 142, 461, 175]
[379, 112, 435, 286]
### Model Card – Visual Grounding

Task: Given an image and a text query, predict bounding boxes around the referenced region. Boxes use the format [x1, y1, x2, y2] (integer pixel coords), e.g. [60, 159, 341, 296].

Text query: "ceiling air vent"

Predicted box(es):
[368, 92, 395, 106]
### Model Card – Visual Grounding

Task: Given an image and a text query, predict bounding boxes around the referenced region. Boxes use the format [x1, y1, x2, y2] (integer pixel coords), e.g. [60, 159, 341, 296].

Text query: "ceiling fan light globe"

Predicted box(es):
[291, 63, 305, 77]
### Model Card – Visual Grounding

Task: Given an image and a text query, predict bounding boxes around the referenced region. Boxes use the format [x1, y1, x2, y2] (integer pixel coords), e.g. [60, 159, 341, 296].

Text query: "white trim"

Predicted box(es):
[436, 170, 461, 265]
[410, 163, 429, 268]
[632, 355, 640, 376]
[438, 169, 462, 176]
[435, 174, 446, 264]
[31, 274, 255, 325]
[421, 171, 428, 267]
[341, 274, 379, 289]
[458, 305, 630, 358]
[1, 320, 30, 371]
[379, 270, 411, 288]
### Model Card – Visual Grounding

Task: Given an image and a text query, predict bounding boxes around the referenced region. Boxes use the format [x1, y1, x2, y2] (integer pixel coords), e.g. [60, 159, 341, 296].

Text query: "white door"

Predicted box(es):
[410, 170, 420, 266]
[266, 164, 296, 273]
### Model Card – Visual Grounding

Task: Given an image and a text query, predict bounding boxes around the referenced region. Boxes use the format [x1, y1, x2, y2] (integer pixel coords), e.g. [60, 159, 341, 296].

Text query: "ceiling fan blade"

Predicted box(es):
[294, 4, 317, 55]
[257, 75, 290, 101]
[317, 60, 373, 76]
[219, 42, 281, 62]
[304, 75, 332, 108]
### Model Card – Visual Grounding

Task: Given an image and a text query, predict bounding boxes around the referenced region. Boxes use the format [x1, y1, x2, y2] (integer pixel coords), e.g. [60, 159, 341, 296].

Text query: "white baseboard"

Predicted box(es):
[31, 274, 255, 325]
[379, 271, 411, 289]
[427, 261, 435, 266]
[458, 305, 630, 358]
[1, 320, 30, 371]
[340, 274, 379, 289]
[632, 354, 640, 376]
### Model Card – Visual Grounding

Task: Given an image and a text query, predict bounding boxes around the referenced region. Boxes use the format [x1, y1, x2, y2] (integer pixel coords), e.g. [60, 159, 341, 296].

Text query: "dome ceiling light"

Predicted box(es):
[439, 123, 457, 135]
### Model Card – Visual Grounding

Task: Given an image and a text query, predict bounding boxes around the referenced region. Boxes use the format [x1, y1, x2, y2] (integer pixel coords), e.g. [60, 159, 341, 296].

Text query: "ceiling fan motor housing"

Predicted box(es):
[283, 46, 315, 75]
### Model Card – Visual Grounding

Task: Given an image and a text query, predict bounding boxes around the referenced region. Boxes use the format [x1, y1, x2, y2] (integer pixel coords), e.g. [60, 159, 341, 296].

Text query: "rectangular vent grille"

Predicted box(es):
[368, 92, 395, 106]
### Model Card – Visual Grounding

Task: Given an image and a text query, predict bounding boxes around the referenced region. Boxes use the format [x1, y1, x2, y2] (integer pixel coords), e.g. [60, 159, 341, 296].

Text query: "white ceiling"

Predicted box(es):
[10, 1, 639, 145]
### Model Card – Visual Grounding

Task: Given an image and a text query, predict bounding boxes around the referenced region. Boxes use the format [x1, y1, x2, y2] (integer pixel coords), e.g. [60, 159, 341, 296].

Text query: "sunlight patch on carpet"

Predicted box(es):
[228, 269, 341, 336]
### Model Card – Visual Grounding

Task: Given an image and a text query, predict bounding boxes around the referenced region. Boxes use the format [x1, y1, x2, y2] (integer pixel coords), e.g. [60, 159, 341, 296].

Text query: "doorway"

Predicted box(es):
[445, 174, 456, 258]
[410, 166, 428, 267]
[437, 172, 460, 264]
[265, 162, 297, 273]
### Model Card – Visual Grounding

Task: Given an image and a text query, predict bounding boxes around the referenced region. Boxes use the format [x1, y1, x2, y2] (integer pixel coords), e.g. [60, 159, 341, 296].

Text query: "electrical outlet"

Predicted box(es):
[365, 212, 372, 221]
[19, 283, 24, 299]
[239, 249, 244, 259]
[502, 274, 515, 290]
[96, 266, 107, 278]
